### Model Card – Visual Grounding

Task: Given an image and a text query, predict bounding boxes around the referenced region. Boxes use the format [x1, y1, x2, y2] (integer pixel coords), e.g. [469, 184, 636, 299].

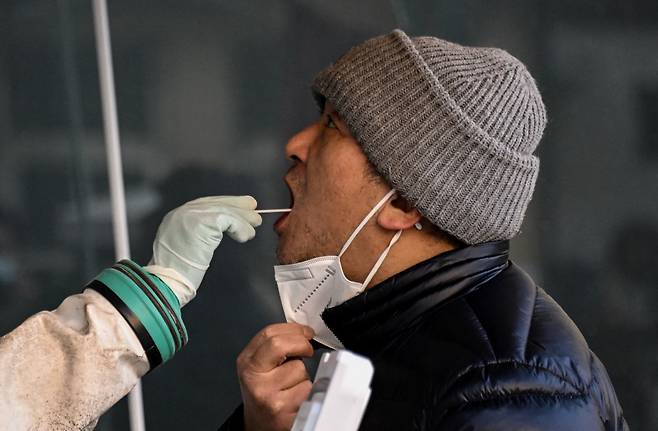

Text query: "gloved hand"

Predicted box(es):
[145, 196, 262, 307]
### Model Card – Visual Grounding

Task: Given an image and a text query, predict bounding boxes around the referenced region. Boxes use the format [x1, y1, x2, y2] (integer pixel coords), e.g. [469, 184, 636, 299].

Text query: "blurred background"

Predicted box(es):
[0, 0, 656, 429]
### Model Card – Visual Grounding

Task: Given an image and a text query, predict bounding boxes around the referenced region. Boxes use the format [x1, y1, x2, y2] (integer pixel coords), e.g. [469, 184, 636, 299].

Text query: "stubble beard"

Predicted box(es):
[276, 220, 338, 265]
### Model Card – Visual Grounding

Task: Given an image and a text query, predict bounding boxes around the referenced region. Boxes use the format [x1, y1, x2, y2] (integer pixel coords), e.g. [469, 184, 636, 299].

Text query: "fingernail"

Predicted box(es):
[303, 326, 314, 338]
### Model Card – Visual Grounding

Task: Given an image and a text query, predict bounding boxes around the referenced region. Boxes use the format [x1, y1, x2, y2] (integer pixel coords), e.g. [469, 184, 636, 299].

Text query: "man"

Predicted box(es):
[219, 30, 628, 430]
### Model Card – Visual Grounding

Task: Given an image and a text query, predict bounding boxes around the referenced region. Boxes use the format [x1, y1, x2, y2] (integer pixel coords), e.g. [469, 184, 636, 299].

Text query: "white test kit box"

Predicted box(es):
[292, 350, 374, 431]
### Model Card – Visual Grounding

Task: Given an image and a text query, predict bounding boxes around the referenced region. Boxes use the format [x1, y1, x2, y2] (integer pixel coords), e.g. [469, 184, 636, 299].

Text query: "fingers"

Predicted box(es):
[183, 197, 263, 242]
[222, 195, 258, 210]
[238, 324, 314, 374]
[261, 380, 313, 430]
[241, 323, 314, 359]
[224, 216, 257, 243]
[229, 206, 263, 228]
[243, 381, 312, 431]
[282, 379, 313, 409]
[184, 197, 262, 225]
[271, 359, 310, 390]
[238, 324, 315, 431]
[250, 334, 314, 372]
[151, 195, 262, 293]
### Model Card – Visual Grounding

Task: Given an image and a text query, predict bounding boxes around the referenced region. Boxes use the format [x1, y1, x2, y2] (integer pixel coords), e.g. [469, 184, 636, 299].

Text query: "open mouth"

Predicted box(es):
[274, 181, 295, 234]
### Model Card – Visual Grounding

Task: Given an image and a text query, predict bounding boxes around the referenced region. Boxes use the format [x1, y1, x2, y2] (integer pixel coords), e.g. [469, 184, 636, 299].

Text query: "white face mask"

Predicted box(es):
[274, 189, 402, 349]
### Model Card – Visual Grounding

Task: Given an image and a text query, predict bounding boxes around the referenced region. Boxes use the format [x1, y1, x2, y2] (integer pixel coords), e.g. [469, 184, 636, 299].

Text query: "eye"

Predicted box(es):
[325, 115, 337, 129]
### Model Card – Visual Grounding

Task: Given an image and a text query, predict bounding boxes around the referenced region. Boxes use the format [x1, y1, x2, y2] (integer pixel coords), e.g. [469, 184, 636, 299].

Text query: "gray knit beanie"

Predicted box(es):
[312, 29, 546, 244]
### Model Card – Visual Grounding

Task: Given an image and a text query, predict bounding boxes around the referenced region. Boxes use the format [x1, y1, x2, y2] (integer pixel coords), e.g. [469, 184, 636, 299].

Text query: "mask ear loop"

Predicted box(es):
[338, 189, 397, 258]
[361, 229, 403, 290]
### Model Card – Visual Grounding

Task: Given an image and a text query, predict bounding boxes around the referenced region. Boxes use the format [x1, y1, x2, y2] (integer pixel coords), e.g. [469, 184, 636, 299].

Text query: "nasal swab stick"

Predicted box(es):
[256, 209, 292, 214]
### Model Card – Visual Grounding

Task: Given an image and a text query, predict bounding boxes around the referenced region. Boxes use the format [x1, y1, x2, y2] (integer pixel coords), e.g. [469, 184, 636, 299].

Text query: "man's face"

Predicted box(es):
[275, 102, 387, 265]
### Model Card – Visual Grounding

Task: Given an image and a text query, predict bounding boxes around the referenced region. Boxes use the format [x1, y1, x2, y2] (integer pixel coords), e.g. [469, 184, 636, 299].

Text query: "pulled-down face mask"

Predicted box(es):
[274, 189, 401, 349]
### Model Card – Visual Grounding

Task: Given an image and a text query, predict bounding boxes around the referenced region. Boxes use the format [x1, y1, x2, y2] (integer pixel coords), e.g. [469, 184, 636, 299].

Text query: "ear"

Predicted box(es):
[376, 196, 422, 231]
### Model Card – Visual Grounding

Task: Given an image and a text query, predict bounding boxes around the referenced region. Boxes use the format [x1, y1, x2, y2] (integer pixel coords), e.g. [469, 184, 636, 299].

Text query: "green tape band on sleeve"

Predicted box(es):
[146, 271, 188, 345]
[116, 260, 188, 348]
[96, 267, 178, 363]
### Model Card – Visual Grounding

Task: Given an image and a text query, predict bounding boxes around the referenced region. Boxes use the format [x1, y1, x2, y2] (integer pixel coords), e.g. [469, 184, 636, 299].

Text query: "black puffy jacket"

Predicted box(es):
[220, 241, 628, 430]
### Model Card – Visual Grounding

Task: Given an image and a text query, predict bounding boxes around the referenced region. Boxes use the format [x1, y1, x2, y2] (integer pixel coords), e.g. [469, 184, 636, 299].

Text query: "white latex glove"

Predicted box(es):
[146, 195, 262, 307]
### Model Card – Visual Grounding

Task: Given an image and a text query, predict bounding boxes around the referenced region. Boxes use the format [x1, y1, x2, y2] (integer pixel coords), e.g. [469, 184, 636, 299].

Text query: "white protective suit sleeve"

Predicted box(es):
[0, 288, 149, 431]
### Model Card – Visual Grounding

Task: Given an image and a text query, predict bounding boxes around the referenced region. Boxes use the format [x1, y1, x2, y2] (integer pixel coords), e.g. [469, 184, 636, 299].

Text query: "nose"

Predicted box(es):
[285, 121, 321, 163]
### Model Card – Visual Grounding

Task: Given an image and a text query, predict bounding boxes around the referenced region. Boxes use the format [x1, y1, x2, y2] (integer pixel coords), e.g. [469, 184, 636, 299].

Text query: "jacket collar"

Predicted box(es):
[321, 240, 510, 352]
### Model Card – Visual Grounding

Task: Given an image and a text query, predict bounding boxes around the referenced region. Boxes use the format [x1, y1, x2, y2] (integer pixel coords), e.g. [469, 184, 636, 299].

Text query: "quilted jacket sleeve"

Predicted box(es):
[435, 392, 628, 431]
[432, 359, 629, 431]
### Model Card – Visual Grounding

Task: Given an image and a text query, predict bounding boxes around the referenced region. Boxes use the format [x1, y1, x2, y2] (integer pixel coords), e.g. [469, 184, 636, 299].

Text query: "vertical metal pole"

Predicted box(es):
[91, 1, 147, 430]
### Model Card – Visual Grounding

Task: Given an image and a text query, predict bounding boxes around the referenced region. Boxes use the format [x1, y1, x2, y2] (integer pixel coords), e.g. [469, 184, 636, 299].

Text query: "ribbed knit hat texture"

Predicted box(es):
[312, 29, 546, 244]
